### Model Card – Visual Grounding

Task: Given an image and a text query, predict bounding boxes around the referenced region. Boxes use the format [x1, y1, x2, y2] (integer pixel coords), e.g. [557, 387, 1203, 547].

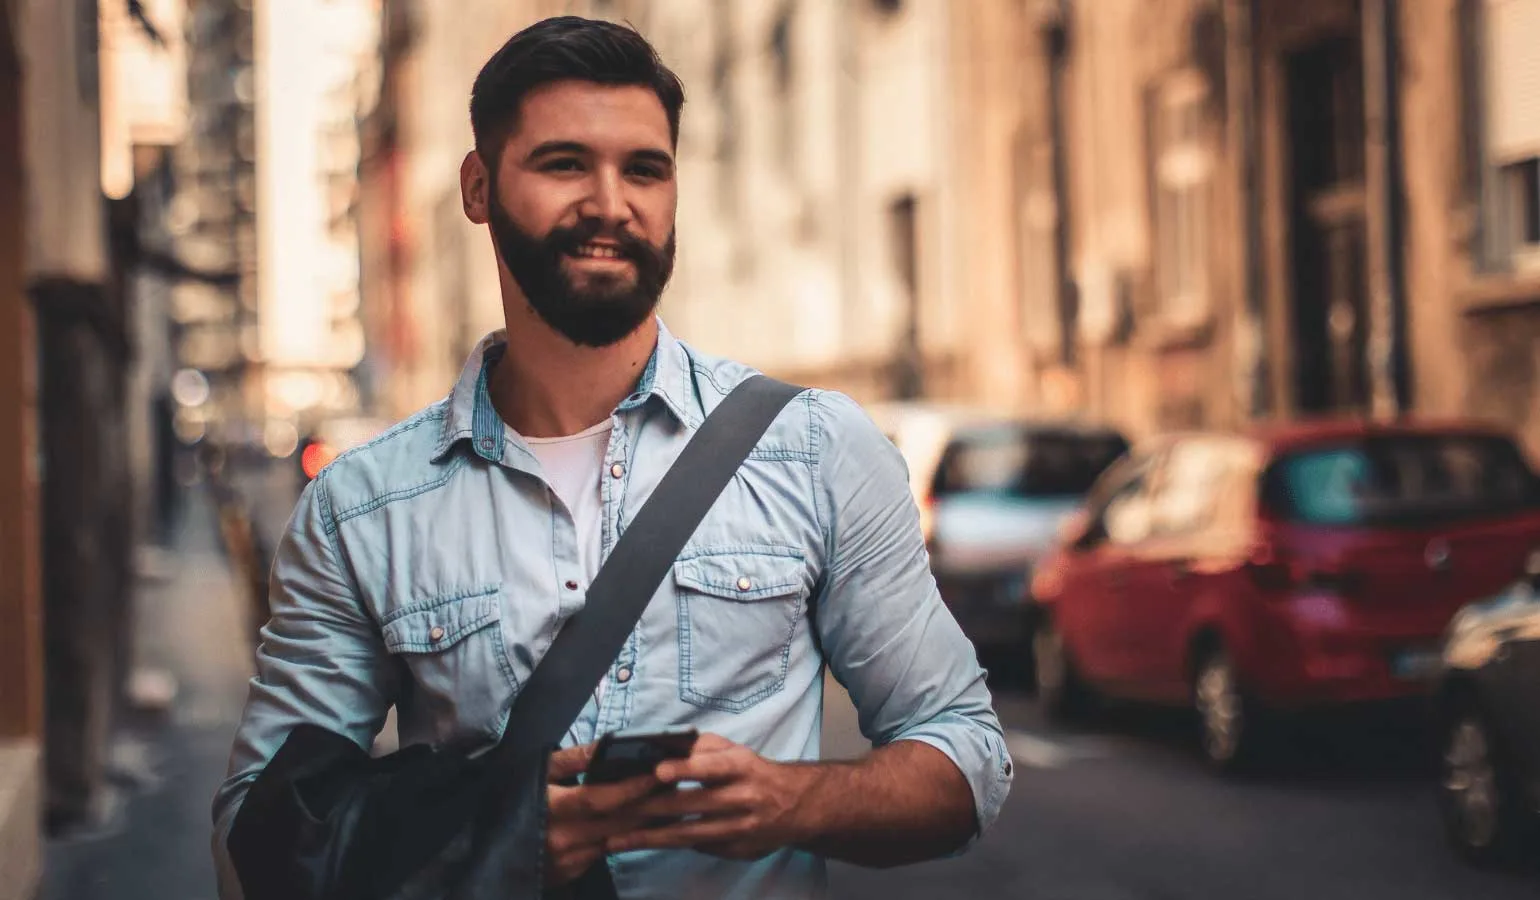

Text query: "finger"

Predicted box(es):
[548, 744, 596, 782]
[625, 783, 756, 821]
[551, 774, 663, 822]
[584, 773, 667, 814]
[656, 747, 757, 785]
[605, 814, 750, 854]
[550, 815, 644, 857]
[689, 732, 738, 755]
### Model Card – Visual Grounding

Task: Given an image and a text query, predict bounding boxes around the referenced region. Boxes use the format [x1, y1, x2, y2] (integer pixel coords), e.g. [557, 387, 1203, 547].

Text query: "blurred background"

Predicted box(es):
[3, 0, 1540, 898]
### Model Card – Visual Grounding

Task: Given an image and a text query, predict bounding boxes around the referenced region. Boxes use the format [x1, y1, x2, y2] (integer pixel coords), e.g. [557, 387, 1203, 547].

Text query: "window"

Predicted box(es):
[768, 4, 795, 176]
[1148, 70, 1213, 324]
[1469, 0, 1540, 270]
[711, 1, 738, 219]
[1017, 139, 1060, 349]
[1148, 440, 1225, 537]
[931, 428, 1130, 500]
[1103, 473, 1154, 545]
[1264, 434, 1540, 525]
[1499, 157, 1540, 249]
[1079, 452, 1158, 547]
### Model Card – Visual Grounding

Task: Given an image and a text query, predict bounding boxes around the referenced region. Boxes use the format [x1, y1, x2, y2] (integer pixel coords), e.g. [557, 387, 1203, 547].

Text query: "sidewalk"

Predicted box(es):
[42, 492, 254, 900]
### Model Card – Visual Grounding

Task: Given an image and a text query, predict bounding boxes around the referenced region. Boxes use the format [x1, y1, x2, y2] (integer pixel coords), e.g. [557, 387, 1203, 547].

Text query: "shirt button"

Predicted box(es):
[478, 437, 495, 451]
[615, 666, 633, 683]
[610, 462, 625, 479]
[429, 626, 445, 642]
[565, 580, 580, 591]
[736, 576, 752, 591]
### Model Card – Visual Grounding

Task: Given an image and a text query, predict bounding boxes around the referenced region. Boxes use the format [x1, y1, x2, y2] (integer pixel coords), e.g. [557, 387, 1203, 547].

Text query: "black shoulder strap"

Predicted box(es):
[493, 375, 804, 760]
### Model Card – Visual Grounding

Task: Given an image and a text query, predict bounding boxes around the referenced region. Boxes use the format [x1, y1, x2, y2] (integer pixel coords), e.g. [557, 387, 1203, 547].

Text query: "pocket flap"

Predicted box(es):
[674, 550, 806, 602]
[380, 588, 501, 654]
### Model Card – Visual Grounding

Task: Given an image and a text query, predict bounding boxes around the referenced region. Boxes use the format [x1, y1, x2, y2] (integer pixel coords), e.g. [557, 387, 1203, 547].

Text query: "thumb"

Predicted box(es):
[548, 743, 595, 782]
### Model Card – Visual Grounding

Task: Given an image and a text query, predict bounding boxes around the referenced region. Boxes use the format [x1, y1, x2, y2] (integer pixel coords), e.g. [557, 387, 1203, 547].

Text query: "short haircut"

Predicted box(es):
[470, 16, 686, 164]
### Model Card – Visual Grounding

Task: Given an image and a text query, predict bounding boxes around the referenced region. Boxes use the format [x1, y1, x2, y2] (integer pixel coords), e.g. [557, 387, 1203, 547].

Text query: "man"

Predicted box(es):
[213, 16, 1012, 899]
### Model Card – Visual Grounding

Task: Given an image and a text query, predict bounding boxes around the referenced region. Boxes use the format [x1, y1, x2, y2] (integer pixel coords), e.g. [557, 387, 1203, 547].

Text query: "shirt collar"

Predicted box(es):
[431, 318, 695, 463]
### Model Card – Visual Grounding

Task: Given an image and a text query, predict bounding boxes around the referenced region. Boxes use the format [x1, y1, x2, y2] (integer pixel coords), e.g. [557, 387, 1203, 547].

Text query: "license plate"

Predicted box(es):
[1391, 648, 1442, 680]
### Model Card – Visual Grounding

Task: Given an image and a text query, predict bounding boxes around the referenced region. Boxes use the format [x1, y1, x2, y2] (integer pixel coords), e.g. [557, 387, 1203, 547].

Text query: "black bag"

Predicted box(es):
[226, 376, 805, 900]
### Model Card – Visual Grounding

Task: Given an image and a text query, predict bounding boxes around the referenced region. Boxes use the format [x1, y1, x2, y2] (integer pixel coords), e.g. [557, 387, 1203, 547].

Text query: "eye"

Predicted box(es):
[627, 163, 670, 181]
[542, 158, 583, 173]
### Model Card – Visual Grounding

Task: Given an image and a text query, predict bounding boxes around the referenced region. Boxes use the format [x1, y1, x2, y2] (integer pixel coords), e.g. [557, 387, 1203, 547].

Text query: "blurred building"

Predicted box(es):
[971, 0, 1540, 454]
[356, 0, 1540, 458]
[251, 0, 376, 444]
[168, 0, 259, 443]
[0, 0, 43, 894]
[643, 0, 965, 402]
[99, 0, 190, 546]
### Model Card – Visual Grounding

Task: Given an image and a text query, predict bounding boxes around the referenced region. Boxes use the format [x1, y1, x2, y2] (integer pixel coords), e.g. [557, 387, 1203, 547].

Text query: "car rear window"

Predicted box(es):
[931, 428, 1130, 499]
[1264, 434, 1540, 525]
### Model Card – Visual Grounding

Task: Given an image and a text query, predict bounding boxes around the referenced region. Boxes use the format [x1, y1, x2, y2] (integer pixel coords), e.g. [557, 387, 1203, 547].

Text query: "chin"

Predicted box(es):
[569, 275, 639, 296]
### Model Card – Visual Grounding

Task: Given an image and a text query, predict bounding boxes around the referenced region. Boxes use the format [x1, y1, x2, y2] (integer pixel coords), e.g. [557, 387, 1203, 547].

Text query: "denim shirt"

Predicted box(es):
[213, 322, 1012, 900]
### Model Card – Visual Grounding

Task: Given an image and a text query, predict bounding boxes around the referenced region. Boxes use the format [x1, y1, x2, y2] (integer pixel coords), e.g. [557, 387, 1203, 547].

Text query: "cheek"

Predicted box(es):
[634, 189, 678, 243]
[497, 176, 574, 231]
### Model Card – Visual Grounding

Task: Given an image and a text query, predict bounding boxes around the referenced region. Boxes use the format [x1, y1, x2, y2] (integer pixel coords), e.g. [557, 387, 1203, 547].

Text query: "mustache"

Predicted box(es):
[547, 219, 663, 264]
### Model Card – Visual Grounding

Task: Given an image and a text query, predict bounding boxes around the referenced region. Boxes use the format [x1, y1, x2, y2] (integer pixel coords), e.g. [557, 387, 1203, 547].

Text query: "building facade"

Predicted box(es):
[359, 0, 1540, 458]
[971, 0, 1540, 453]
[0, 0, 42, 892]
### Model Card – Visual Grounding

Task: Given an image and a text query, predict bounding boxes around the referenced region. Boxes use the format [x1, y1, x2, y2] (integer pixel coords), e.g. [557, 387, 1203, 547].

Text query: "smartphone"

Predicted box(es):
[584, 727, 699, 784]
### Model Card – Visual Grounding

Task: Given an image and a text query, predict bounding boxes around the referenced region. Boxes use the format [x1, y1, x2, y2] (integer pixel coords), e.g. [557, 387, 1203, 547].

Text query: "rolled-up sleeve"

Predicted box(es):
[211, 469, 397, 899]
[810, 392, 1013, 839]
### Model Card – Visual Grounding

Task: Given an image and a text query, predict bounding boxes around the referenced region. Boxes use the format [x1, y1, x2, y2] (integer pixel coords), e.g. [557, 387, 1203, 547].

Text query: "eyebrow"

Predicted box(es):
[525, 141, 675, 170]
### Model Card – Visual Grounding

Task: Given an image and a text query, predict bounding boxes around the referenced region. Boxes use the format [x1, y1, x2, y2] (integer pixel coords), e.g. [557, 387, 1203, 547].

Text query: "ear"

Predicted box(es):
[460, 150, 491, 225]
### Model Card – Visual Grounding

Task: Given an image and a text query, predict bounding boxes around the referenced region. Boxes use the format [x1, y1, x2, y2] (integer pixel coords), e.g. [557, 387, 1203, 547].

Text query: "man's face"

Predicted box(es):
[469, 80, 677, 348]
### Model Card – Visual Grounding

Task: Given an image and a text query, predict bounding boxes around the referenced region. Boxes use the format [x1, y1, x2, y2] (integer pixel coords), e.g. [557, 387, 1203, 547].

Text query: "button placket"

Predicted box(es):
[595, 634, 639, 735]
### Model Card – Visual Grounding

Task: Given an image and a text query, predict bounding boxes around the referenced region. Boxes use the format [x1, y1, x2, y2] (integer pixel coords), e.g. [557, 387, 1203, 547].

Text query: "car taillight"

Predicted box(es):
[301, 441, 338, 481]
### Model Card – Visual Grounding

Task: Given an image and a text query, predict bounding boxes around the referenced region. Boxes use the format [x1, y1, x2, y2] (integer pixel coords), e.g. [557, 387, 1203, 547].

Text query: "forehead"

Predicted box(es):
[503, 79, 671, 154]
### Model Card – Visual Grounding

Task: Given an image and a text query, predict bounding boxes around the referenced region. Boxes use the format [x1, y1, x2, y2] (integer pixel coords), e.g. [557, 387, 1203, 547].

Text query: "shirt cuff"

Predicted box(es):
[889, 713, 1014, 848]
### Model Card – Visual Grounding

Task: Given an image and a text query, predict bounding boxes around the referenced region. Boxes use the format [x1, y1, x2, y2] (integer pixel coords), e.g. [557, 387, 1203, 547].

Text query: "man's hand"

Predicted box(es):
[544, 743, 659, 886]
[602, 734, 819, 860]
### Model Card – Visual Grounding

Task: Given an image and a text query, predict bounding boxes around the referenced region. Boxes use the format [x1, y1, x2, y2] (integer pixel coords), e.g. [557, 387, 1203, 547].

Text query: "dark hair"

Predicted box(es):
[470, 16, 685, 162]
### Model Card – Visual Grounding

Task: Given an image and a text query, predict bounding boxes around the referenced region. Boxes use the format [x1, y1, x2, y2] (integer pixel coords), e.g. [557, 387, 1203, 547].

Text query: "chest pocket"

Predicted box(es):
[674, 547, 808, 713]
[380, 587, 518, 743]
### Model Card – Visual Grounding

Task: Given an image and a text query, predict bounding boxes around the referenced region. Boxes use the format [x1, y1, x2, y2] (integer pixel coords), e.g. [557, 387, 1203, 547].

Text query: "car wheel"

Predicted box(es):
[1193, 648, 1259, 772]
[1440, 711, 1529, 866]
[1034, 617, 1092, 722]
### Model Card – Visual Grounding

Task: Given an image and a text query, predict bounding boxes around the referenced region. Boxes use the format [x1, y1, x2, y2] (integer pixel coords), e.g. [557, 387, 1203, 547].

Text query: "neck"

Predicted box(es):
[489, 297, 658, 439]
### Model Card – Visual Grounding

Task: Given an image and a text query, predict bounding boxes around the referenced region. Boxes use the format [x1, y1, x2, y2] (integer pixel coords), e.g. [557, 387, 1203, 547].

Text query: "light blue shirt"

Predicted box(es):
[213, 321, 1012, 900]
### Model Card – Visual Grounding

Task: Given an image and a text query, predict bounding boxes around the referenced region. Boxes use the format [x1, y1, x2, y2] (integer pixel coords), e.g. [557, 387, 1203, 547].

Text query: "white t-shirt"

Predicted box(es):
[524, 419, 613, 700]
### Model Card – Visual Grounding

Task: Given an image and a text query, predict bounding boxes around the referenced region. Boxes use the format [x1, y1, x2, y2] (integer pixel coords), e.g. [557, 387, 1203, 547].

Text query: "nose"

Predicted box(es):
[579, 166, 632, 230]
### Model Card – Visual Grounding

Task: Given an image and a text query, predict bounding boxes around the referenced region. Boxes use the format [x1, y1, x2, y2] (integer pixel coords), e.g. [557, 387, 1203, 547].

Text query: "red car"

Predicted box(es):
[1030, 420, 1540, 770]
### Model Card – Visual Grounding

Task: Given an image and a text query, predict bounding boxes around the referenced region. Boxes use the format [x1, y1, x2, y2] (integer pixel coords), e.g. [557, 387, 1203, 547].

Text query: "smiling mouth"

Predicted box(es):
[568, 243, 629, 261]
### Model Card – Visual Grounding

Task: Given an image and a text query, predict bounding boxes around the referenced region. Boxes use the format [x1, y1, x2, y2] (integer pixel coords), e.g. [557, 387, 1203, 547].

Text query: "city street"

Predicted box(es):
[826, 675, 1539, 899]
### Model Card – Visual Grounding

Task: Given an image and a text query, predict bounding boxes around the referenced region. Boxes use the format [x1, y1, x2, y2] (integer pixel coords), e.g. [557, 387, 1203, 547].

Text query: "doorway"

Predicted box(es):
[1286, 35, 1370, 415]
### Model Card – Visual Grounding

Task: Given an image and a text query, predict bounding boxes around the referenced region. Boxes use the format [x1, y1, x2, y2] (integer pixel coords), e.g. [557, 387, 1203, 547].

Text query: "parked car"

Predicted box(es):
[868, 402, 1129, 653]
[1435, 548, 1540, 866]
[1030, 420, 1540, 770]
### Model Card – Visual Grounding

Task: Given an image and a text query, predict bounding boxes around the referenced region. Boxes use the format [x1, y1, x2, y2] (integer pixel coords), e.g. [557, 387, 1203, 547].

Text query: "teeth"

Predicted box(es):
[574, 244, 622, 259]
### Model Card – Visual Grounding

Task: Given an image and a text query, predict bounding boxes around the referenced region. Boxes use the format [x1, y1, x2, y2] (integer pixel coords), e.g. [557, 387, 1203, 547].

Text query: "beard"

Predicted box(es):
[488, 195, 676, 348]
